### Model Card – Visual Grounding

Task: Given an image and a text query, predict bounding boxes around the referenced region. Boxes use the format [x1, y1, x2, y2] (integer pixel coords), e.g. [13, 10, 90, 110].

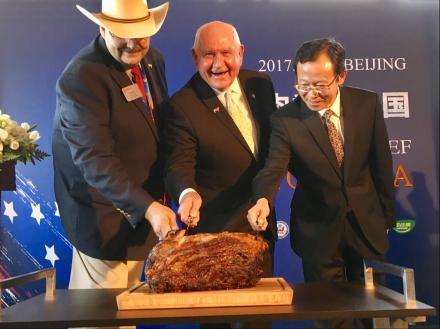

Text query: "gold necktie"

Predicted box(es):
[225, 90, 257, 155]
[322, 110, 344, 166]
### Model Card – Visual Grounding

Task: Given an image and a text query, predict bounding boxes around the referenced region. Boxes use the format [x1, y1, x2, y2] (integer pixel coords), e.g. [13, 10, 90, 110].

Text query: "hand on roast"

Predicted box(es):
[247, 198, 270, 231]
[145, 201, 178, 240]
[178, 191, 202, 227]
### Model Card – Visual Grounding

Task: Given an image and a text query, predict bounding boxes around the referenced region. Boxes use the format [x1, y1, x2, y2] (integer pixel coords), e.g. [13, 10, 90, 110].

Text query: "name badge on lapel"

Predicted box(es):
[122, 85, 143, 102]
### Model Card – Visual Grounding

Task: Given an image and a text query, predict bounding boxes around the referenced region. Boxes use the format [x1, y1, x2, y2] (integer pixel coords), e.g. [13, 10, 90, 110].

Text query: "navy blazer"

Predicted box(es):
[53, 36, 168, 260]
[253, 86, 395, 263]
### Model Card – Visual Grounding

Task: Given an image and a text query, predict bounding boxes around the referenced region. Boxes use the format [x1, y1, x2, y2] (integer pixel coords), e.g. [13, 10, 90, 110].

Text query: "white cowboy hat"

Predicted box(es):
[76, 0, 169, 39]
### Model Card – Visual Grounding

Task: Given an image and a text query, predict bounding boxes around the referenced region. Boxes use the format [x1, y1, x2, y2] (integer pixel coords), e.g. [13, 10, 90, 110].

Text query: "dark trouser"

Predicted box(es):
[302, 212, 385, 329]
[200, 241, 275, 329]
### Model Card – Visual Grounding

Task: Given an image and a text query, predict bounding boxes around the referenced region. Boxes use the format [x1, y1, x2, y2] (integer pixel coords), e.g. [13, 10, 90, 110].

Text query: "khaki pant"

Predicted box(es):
[69, 248, 144, 329]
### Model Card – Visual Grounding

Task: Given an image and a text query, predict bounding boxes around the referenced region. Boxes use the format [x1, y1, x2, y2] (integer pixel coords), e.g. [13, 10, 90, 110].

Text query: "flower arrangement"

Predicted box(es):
[0, 109, 49, 165]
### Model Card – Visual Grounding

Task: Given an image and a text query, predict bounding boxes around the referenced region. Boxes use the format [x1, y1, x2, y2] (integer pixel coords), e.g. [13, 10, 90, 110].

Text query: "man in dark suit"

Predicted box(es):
[162, 21, 277, 275]
[248, 38, 395, 327]
[53, 0, 177, 291]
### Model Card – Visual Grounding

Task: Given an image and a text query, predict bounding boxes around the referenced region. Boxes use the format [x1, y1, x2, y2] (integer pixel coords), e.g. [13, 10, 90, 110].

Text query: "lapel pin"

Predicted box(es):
[251, 93, 256, 99]
[147, 63, 153, 69]
[213, 107, 220, 113]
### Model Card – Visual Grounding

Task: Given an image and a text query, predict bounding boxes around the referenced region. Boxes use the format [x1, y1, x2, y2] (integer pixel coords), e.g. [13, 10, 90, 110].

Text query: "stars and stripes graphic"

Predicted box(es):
[3, 201, 17, 224]
[0, 169, 72, 308]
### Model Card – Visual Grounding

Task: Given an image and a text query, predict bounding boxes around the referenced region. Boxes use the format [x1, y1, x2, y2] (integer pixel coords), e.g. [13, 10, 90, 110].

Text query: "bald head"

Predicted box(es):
[193, 21, 241, 51]
[192, 21, 244, 91]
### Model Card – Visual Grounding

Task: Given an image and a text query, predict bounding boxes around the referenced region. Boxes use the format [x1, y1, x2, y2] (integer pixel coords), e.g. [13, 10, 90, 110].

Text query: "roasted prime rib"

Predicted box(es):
[145, 231, 268, 293]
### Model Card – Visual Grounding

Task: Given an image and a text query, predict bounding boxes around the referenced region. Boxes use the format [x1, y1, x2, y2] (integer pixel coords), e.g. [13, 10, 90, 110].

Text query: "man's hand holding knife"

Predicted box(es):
[247, 198, 269, 232]
[178, 190, 202, 233]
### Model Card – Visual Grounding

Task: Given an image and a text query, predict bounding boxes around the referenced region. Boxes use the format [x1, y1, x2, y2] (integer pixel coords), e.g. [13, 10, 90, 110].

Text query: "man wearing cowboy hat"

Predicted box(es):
[53, 0, 177, 292]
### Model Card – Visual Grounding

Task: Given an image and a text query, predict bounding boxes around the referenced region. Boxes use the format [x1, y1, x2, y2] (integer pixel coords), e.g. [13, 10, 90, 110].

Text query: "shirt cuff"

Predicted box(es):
[179, 188, 197, 204]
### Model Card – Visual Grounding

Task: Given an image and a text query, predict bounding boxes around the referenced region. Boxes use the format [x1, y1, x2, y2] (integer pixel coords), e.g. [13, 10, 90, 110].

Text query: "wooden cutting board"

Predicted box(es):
[116, 277, 293, 310]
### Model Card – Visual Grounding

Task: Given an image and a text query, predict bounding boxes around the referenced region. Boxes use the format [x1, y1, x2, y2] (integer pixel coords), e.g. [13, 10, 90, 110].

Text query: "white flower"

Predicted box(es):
[21, 122, 30, 131]
[10, 140, 20, 150]
[0, 110, 48, 165]
[0, 128, 8, 141]
[29, 130, 40, 141]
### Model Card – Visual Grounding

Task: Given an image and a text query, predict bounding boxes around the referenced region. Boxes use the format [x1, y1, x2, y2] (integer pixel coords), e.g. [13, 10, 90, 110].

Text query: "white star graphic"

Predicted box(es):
[30, 203, 45, 225]
[54, 202, 60, 217]
[44, 245, 59, 267]
[3, 201, 18, 224]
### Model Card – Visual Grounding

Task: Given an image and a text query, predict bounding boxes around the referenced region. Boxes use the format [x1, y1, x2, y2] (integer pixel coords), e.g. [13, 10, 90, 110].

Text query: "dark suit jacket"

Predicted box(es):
[253, 86, 395, 262]
[53, 36, 168, 260]
[162, 70, 277, 241]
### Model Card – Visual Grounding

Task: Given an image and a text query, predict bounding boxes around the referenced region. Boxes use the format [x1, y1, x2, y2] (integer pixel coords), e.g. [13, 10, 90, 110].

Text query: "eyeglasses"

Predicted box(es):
[108, 30, 122, 39]
[108, 30, 146, 42]
[295, 75, 339, 93]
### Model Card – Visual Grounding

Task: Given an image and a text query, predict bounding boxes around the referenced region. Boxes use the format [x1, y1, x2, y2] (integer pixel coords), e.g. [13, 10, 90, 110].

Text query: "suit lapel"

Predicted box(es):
[300, 102, 342, 179]
[109, 67, 159, 140]
[142, 57, 164, 107]
[240, 73, 261, 158]
[97, 36, 159, 140]
[191, 74, 254, 157]
[340, 87, 355, 180]
[106, 68, 158, 142]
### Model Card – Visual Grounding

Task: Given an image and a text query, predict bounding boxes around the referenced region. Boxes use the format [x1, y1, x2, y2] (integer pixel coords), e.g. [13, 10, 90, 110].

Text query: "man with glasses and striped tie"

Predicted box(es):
[247, 38, 395, 328]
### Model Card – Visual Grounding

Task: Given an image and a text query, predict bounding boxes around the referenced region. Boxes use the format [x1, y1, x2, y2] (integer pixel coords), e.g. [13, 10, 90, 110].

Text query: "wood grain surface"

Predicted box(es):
[116, 278, 294, 310]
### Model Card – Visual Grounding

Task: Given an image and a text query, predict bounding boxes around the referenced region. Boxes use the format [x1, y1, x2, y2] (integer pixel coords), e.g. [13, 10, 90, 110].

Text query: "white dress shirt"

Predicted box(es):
[318, 88, 344, 143]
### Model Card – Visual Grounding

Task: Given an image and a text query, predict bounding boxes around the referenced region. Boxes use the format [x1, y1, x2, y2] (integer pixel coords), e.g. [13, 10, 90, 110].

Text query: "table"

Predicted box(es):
[0, 278, 435, 328]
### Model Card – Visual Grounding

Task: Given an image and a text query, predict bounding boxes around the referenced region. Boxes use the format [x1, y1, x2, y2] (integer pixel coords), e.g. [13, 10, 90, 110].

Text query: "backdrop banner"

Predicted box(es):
[0, 0, 438, 327]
